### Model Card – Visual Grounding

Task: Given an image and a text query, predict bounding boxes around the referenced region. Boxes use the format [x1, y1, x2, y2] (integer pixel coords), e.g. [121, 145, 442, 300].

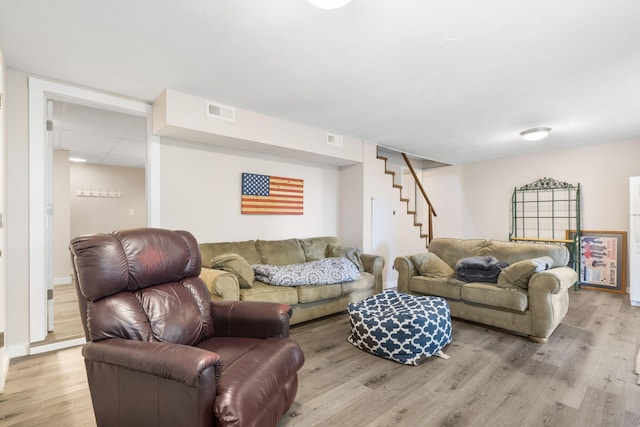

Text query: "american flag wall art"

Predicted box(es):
[241, 173, 304, 215]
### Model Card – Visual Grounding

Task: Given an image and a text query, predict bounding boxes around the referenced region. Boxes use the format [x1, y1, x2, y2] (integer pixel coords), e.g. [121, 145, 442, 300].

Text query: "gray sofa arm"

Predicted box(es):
[529, 266, 578, 294]
[393, 256, 418, 294]
[528, 266, 577, 340]
[200, 267, 240, 301]
[361, 253, 385, 293]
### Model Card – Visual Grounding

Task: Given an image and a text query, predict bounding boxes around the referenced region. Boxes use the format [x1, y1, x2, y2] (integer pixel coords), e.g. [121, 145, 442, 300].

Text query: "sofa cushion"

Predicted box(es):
[428, 238, 570, 270]
[497, 256, 554, 289]
[300, 236, 340, 261]
[209, 253, 254, 289]
[480, 240, 569, 267]
[428, 239, 487, 269]
[200, 240, 261, 265]
[341, 272, 375, 295]
[239, 282, 298, 305]
[410, 252, 454, 278]
[460, 282, 528, 312]
[297, 283, 342, 303]
[409, 276, 463, 300]
[256, 239, 306, 265]
[327, 244, 365, 272]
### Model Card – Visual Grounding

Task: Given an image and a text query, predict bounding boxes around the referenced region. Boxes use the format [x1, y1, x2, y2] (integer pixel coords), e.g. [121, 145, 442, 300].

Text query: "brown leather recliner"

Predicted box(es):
[70, 227, 304, 427]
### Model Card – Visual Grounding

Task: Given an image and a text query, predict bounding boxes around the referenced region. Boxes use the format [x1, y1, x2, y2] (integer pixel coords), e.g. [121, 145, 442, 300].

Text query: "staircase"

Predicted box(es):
[376, 147, 445, 248]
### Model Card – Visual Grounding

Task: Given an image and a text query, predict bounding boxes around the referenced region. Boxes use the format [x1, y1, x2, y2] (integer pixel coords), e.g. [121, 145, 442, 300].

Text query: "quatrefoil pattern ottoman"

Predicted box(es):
[347, 290, 452, 365]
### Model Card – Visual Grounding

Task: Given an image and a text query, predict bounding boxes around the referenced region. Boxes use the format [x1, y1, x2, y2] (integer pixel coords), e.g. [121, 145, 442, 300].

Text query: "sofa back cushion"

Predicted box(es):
[428, 239, 487, 268]
[480, 240, 569, 267]
[429, 238, 570, 268]
[199, 240, 261, 265]
[257, 238, 306, 265]
[300, 236, 340, 261]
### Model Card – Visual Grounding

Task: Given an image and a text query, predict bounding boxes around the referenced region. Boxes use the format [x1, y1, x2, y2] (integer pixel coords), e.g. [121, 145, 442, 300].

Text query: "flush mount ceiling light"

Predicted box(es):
[520, 127, 551, 141]
[308, 0, 351, 9]
[69, 157, 87, 163]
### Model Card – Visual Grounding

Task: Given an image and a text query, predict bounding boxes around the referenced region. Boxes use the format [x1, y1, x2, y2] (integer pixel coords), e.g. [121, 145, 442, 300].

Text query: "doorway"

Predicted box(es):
[28, 77, 160, 353]
[40, 100, 148, 347]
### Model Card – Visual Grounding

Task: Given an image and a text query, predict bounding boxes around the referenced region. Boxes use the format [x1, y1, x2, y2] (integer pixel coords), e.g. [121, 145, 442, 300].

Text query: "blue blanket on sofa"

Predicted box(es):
[454, 256, 509, 283]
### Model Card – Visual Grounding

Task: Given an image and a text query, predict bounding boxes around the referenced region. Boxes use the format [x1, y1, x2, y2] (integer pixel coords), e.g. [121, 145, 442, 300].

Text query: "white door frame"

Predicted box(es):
[28, 77, 160, 345]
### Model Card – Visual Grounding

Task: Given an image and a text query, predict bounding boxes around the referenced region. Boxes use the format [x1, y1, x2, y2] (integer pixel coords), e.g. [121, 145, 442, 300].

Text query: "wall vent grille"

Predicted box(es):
[206, 101, 235, 122]
[326, 133, 343, 147]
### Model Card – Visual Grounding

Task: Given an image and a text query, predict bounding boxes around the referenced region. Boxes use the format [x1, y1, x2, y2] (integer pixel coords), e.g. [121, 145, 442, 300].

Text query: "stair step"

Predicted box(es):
[378, 146, 431, 247]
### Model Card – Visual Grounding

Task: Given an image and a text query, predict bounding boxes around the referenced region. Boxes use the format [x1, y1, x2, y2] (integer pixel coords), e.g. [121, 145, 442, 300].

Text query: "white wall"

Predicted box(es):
[424, 139, 640, 241]
[5, 69, 30, 357]
[70, 162, 146, 238]
[158, 138, 340, 242]
[0, 42, 8, 391]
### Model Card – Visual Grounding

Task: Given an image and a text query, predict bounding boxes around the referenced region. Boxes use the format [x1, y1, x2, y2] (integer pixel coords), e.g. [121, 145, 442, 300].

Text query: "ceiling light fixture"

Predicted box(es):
[308, 0, 351, 9]
[520, 127, 551, 141]
[69, 157, 87, 163]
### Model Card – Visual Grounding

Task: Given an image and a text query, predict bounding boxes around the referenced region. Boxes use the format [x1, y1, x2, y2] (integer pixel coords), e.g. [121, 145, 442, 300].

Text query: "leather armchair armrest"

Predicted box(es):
[361, 253, 385, 293]
[200, 267, 240, 301]
[394, 256, 418, 294]
[212, 301, 292, 338]
[82, 339, 222, 387]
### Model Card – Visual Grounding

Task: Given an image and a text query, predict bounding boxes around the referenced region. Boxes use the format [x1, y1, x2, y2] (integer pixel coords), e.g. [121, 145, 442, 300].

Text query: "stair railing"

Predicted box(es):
[401, 153, 437, 244]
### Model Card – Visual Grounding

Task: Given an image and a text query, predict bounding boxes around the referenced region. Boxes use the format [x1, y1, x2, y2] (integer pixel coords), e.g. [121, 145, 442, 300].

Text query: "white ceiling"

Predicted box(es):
[1, 0, 639, 165]
[51, 101, 146, 168]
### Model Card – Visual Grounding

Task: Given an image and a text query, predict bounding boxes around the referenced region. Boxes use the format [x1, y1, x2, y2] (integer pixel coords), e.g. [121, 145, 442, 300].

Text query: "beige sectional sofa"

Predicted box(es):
[394, 238, 578, 342]
[199, 236, 385, 325]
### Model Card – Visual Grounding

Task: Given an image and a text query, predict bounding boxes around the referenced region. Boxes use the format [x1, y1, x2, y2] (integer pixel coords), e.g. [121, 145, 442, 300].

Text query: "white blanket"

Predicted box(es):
[253, 257, 360, 286]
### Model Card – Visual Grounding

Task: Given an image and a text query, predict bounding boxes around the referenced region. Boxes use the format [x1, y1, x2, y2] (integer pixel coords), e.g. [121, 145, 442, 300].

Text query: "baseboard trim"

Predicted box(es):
[30, 337, 86, 355]
[54, 276, 72, 286]
[384, 279, 398, 290]
[0, 350, 9, 393]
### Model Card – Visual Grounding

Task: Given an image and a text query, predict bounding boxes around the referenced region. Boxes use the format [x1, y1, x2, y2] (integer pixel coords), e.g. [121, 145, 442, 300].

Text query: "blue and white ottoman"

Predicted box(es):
[347, 290, 452, 365]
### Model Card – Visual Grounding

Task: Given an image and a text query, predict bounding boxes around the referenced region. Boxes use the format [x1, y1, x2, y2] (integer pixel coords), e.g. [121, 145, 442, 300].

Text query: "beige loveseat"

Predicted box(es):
[199, 236, 385, 325]
[394, 238, 578, 342]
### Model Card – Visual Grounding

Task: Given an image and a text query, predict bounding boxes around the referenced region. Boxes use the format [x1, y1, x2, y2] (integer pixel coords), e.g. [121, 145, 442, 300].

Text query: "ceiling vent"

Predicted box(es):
[206, 101, 235, 122]
[326, 133, 343, 147]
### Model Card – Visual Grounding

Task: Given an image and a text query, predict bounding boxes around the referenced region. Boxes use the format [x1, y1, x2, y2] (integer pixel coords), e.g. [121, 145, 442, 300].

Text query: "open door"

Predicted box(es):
[46, 100, 54, 332]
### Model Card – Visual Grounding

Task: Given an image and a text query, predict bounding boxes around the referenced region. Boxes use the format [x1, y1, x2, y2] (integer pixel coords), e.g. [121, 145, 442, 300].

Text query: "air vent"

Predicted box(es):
[326, 133, 343, 147]
[206, 101, 235, 122]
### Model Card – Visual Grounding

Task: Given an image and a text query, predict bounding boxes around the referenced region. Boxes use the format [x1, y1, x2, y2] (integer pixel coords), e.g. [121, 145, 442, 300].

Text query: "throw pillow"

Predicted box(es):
[326, 243, 364, 272]
[410, 252, 454, 278]
[209, 253, 254, 289]
[497, 256, 554, 289]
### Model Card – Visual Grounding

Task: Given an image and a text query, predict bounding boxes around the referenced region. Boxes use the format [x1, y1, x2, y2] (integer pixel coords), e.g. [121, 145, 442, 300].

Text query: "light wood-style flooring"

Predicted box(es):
[31, 283, 84, 348]
[1, 289, 639, 426]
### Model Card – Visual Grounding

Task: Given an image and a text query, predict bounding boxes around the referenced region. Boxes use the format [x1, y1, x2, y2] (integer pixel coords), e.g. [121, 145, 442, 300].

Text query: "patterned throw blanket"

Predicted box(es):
[253, 257, 360, 286]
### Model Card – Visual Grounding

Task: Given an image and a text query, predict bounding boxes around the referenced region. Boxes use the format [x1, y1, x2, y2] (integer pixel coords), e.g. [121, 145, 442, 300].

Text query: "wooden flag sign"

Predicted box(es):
[241, 173, 304, 215]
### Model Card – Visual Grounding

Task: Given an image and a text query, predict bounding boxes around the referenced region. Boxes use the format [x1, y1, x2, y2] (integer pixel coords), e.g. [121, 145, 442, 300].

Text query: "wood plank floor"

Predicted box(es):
[31, 283, 84, 348]
[1, 289, 639, 426]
